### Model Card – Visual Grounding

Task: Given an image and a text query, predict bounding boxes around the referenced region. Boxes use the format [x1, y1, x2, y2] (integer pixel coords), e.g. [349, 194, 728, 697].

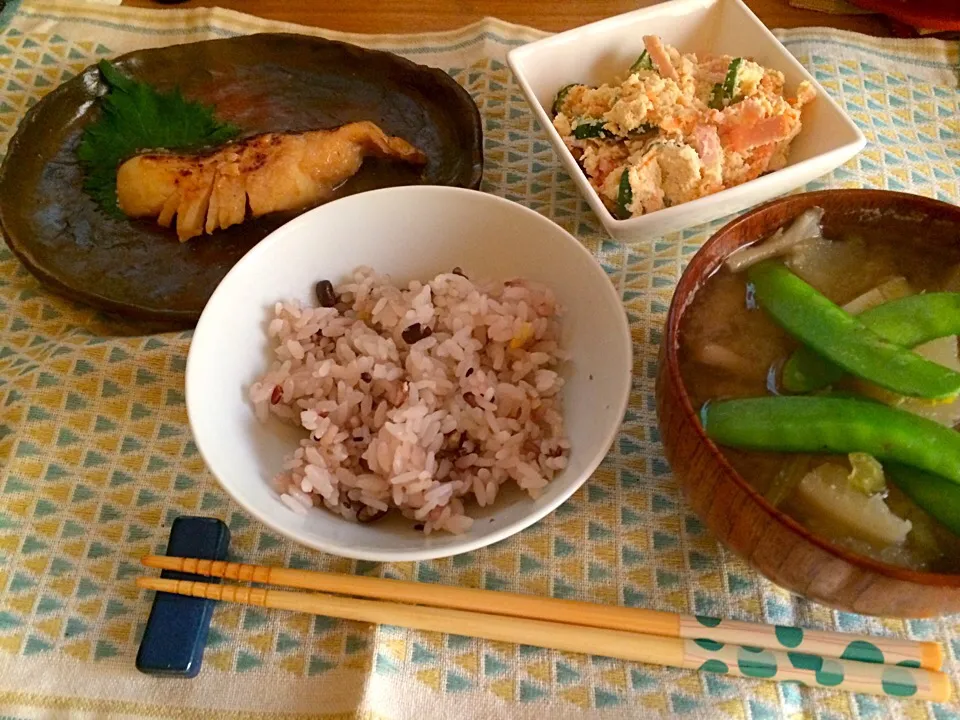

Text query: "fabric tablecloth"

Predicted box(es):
[0, 1, 958, 717]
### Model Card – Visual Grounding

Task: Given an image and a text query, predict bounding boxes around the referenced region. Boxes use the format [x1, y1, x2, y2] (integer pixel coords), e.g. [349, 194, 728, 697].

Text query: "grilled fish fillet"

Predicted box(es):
[116, 121, 428, 241]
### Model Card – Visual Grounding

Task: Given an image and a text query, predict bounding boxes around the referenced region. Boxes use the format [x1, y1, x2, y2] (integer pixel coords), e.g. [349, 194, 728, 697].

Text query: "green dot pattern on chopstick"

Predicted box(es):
[774, 625, 804, 648]
[786, 652, 846, 687]
[881, 667, 919, 697]
[737, 647, 778, 678]
[815, 658, 845, 687]
[699, 659, 729, 674]
[694, 638, 724, 651]
[787, 651, 823, 671]
[686, 639, 932, 699]
[840, 640, 885, 664]
[680, 616, 929, 672]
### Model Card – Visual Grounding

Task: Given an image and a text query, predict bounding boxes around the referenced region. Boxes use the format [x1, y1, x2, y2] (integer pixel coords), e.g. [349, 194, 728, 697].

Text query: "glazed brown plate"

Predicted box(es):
[0, 33, 483, 327]
[656, 189, 960, 618]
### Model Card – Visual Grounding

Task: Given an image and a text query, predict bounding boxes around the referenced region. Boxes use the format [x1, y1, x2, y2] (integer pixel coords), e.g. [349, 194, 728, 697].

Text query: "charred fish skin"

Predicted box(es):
[116, 121, 427, 241]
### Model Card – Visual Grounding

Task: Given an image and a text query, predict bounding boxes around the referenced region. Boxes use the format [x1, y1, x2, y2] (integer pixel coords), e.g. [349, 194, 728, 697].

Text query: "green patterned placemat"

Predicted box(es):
[0, 1, 959, 717]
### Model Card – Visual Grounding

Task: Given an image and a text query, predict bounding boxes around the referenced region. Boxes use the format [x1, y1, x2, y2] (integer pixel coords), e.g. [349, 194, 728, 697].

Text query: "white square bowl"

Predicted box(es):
[507, 0, 866, 243]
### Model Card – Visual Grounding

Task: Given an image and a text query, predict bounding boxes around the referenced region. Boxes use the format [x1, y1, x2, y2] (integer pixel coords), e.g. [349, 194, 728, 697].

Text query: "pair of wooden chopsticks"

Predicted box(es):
[137, 556, 950, 702]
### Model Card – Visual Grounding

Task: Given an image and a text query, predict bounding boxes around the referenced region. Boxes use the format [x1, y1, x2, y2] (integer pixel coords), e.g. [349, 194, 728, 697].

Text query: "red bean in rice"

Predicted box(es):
[249, 266, 569, 534]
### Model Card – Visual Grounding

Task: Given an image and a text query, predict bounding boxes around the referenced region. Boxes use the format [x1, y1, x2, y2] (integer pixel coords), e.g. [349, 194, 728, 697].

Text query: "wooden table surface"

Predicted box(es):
[123, 0, 893, 37]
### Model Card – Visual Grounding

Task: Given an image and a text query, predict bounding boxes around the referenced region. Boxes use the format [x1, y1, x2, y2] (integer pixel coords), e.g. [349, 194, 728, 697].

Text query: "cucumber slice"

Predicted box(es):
[708, 58, 744, 110]
[723, 57, 744, 99]
[552, 83, 576, 116]
[628, 122, 656, 137]
[572, 119, 614, 140]
[708, 83, 725, 110]
[616, 169, 633, 219]
[630, 50, 654, 73]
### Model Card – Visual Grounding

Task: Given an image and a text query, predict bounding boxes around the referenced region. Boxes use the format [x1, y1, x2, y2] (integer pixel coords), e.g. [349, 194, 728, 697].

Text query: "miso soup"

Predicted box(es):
[679, 207, 960, 572]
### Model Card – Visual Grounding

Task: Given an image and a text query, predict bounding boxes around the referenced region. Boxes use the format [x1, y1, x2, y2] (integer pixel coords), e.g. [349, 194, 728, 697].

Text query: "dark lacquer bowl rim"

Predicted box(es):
[662, 188, 960, 589]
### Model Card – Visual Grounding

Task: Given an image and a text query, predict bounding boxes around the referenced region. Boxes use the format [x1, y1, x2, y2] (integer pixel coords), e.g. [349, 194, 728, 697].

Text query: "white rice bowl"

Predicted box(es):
[186, 186, 632, 561]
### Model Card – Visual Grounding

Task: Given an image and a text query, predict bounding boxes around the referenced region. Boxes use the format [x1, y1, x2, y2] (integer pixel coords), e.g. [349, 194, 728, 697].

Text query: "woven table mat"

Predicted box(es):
[0, 1, 959, 717]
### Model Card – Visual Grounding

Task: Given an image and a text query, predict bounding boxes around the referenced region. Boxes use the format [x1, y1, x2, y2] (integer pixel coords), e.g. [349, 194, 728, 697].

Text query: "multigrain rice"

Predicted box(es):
[249, 266, 569, 534]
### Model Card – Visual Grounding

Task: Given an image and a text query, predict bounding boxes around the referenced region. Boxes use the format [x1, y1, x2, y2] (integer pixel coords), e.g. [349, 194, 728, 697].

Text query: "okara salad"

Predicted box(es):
[552, 35, 816, 219]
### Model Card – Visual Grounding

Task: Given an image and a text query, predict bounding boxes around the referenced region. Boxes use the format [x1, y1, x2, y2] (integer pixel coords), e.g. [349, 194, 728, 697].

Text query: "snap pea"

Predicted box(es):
[572, 119, 615, 140]
[630, 50, 654, 73]
[884, 462, 960, 537]
[748, 261, 960, 400]
[701, 396, 960, 486]
[552, 83, 577, 116]
[783, 293, 960, 392]
[616, 169, 633, 220]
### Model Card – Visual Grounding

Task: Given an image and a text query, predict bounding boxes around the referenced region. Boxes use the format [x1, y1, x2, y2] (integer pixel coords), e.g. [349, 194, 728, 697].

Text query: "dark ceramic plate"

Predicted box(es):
[0, 33, 483, 327]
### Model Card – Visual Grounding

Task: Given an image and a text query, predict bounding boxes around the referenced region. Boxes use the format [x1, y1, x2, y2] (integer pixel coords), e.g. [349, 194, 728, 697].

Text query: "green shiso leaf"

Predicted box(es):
[77, 59, 240, 217]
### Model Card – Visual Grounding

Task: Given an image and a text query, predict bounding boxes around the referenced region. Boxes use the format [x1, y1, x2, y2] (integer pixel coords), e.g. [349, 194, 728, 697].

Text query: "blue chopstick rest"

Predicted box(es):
[136, 516, 230, 677]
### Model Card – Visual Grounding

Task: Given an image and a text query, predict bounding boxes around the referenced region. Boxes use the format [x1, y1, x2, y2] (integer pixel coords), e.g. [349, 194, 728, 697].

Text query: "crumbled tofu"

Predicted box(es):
[565, 84, 619, 118]
[675, 55, 699, 97]
[600, 167, 623, 203]
[623, 153, 665, 215]
[766, 110, 803, 172]
[735, 60, 766, 97]
[605, 90, 654, 133]
[656, 143, 703, 206]
[553, 113, 572, 138]
[793, 80, 817, 107]
[581, 141, 628, 186]
[766, 142, 791, 173]
[600, 161, 665, 215]
[722, 150, 748, 186]
[605, 75, 683, 133]
[761, 69, 786, 96]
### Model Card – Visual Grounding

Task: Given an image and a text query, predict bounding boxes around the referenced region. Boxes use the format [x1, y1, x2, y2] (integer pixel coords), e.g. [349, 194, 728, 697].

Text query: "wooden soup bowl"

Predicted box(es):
[656, 189, 960, 617]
